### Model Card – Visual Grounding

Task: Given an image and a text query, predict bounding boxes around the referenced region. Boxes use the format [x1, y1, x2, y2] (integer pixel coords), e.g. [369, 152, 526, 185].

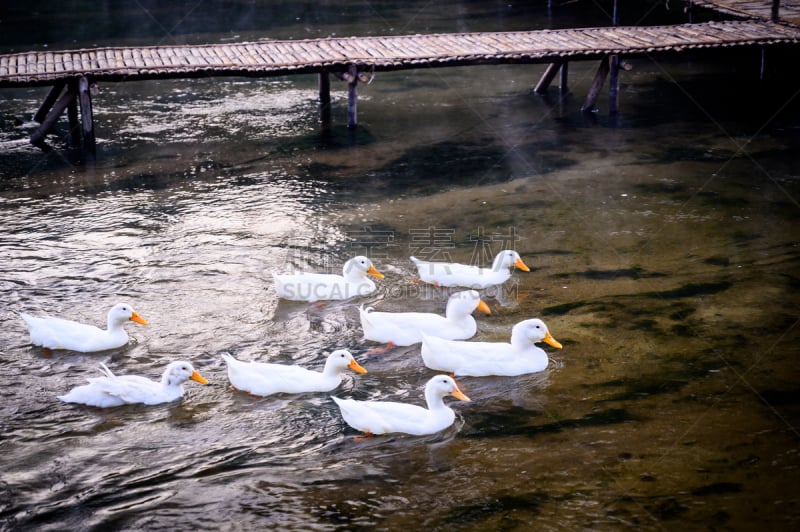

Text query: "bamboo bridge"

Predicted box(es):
[1, 7, 799, 161]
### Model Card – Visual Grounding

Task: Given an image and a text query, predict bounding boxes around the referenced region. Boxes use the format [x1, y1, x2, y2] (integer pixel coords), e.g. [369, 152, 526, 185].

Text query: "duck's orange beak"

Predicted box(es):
[451, 386, 471, 402]
[367, 265, 385, 279]
[542, 331, 562, 349]
[190, 370, 209, 384]
[476, 299, 491, 315]
[514, 257, 530, 272]
[130, 312, 148, 325]
[348, 359, 368, 374]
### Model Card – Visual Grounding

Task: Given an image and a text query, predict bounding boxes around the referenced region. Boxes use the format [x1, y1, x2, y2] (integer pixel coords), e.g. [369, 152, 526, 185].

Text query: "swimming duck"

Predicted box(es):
[58, 360, 208, 407]
[20, 303, 148, 352]
[273, 255, 384, 302]
[221, 349, 367, 396]
[420, 318, 562, 376]
[410, 250, 530, 289]
[359, 289, 491, 347]
[331, 375, 470, 436]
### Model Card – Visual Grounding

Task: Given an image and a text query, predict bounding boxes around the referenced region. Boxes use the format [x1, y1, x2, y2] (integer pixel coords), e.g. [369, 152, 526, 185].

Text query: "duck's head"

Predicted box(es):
[513, 318, 562, 349]
[446, 290, 491, 317]
[344, 256, 384, 280]
[492, 250, 530, 272]
[427, 374, 470, 402]
[109, 303, 148, 326]
[163, 361, 209, 387]
[326, 349, 367, 374]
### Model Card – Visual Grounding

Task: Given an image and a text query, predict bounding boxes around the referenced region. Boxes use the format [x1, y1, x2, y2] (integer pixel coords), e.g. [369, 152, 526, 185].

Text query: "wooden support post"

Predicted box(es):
[319, 70, 331, 126]
[30, 82, 76, 147]
[67, 79, 80, 147]
[34, 80, 67, 123]
[534, 62, 562, 94]
[608, 55, 620, 115]
[559, 61, 569, 94]
[772, 0, 780, 21]
[581, 57, 610, 113]
[78, 76, 96, 160]
[346, 64, 358, 128]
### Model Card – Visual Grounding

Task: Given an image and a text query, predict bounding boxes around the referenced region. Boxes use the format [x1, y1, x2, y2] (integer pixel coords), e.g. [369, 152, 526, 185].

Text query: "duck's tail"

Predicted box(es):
[359, 304, 376, 324]
[98, 362, 116, 378]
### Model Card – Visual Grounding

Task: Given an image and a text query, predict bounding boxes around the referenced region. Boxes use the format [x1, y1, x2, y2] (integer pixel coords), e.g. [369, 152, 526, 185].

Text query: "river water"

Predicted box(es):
[1, 1, 799, 530]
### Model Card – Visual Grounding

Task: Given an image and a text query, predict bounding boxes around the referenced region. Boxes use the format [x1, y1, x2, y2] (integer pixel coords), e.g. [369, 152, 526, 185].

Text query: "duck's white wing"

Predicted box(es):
[223, 355, 282, 395]
[59, 374, 161, 406]
[21, 314, 106, 350]
[360, 307, 437, 345]
[251, 363, 332, 393]
[223, 355, 332, 394]
[333, 397, 429, 434]
[94, 375, 164, 404]
[410, 257, 505, 288]
[421, 334, 526, 376]
[273, 272, 371, 301]
[412, 258, 480, 283]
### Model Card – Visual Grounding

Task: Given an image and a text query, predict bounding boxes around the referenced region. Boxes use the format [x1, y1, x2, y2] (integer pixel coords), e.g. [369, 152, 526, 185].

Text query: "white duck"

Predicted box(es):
[273, 256, 384, 302]
[20, 303, 148, 352]
[359, 289, 491, 347]
[421, 318, 562, 376]
[221, 349, 367, 396]
[331, 375, 470, 436]
[410, 250, 530, 289]
[58, 360, 208, 407]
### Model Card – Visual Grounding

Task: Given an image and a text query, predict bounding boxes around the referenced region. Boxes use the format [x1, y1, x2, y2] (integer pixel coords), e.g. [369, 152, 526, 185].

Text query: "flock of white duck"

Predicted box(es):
[20, 250, 561, 437]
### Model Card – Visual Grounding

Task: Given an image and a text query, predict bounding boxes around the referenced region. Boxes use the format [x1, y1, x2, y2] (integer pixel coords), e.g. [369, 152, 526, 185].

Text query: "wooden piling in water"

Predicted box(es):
[582, 57, 610, 113]
[319, 70, 331, 126]
[559, 62, 569, 95]
[609, 55, 620, 115]
[78, 76, 96, 160]
[534, 62, 562, 94]
[346, 64, 358, 128]
[34, 80, 66, 124]
[67, 79, 80, 147]
[30, 81, 75, 146]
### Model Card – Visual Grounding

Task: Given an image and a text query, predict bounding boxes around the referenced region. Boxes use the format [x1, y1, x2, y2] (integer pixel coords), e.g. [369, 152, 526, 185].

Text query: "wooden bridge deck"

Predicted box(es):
[2, 20, 799, 88]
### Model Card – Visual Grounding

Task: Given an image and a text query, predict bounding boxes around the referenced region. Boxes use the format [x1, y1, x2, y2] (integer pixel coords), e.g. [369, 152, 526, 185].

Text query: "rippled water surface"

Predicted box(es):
[2, 1, 800, 530]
